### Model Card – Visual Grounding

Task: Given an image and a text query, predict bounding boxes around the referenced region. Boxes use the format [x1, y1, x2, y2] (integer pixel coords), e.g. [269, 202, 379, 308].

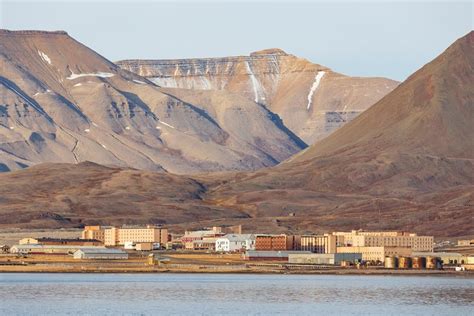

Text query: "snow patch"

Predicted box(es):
[67, 71, 115, 80]
[38, 51, 51, 65]
[245, 61, 262, 103]
[101, 144, 107, 149]
[9, 126, 14, 130]
[159, 121, 175, 129]
[91, 122, 98, 127]
[125, 126, 131, 130]
[306, 71, 326, 110]
[84, 128, 90, 133]
[133, 79, 146, 85]
[73, 83, 82, 87]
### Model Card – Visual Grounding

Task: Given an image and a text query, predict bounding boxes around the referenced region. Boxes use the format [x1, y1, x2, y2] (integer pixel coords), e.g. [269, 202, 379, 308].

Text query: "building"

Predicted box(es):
[332, 230, 434, 252]
[337, 246, 412, 263]
[181, 227, 225, 250]
[255, 235, 299, 251]
[0, 245, 9, 253]
[10, 244, 107, 255]
[135, 243, 154, 251]
[181, 227, 224, 242]
[215, 234, 256, 252]
[457, 239, 474, 247]
[81, 225, 169, 246]
[288, 253, 362, 265]
[73, 248, 128, 260]
[81, 226, 106, 242]
[191, 238, 218, 251]
[19, 238, 102, 246]
[299, 234, 336, 253]
[243, 250, 312, 261]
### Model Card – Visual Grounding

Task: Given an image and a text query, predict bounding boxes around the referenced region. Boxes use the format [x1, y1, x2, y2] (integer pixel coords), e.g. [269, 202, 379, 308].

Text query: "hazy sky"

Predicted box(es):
[0, 0, 472, 81]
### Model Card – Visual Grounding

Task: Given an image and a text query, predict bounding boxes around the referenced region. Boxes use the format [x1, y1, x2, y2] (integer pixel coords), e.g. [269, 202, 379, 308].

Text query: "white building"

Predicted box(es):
[215, 234, 256, 252]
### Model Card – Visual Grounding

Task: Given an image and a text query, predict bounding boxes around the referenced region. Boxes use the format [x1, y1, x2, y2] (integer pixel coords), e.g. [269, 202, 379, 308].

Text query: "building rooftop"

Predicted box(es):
[219, 234, 255, 242]
[37, 238, 102, 243]
[74, 248, 127, 254]
[12, 244, 106, 250]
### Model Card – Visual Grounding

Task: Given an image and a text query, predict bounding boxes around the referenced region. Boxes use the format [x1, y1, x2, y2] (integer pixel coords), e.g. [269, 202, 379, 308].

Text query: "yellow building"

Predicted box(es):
[299, 234, 336, 253]
[337, 246, 412, 263]
[332, 230, 433, 252]
[81, 226, 106, 242]
[82, 225, 168, 246]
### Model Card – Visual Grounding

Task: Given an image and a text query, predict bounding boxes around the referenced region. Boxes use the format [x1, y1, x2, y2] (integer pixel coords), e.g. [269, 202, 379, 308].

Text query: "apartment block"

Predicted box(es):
[82, 225, 168, 246]
[255, 235, 299, 251]
[332, 230, 434, 252]
[299, 234, 336, 253]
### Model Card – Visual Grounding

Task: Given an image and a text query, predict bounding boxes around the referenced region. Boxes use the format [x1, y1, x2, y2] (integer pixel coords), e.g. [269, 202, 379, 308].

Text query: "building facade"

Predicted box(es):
[82, 225, 168, 246]
[10, 244, 107, 255]
[81, 226, 106, 242]
[299, 234, 336, 253]
[19, 238, 102, 246]
[336, 246, 412, 263]
[288, 253, 362, 265]
[255, 235, 299, 251]
[73, 248, 128, 260]
[215, 234, 256, 252]
[332, 230, 434, 252]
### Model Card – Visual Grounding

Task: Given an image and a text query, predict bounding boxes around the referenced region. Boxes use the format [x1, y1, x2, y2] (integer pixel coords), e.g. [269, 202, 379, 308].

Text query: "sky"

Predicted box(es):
[0, 0, 472, 81]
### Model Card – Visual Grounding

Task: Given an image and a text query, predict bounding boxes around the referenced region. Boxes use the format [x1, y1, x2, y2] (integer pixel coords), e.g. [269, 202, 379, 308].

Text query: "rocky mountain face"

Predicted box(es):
[207, 31, 474, 236]
[0, 30, 306, 173]
[1, 30, 471, 237]
[118, 49, 398, 144]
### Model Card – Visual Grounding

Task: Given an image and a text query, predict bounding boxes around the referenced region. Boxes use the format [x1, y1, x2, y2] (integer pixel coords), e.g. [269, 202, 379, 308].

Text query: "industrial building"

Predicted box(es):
[19, 237, 102, 246]
[337, 246, 412, 263]
[82, 225, 169, 246]
[10, 244, 107, 255]
[412, 252, 468, 265]
[332, 230, 434, 252]
[73, 248, 128, 260]
[288, 253, 362, 265]
[299, 234, 336, 253]
[243, 250, 312, 261]
[215, 234, 256, 252]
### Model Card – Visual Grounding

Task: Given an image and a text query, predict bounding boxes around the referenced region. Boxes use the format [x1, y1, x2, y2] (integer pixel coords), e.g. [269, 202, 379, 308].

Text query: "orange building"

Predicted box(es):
[255, 235, 299, 251]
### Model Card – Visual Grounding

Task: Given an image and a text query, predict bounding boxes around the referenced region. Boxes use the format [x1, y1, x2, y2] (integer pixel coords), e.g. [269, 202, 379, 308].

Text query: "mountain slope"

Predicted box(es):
[0, 32, 471, 237]
[205, 31, 474, 236]
[0, 30, 306, 173]
[117, 49, 398, 144]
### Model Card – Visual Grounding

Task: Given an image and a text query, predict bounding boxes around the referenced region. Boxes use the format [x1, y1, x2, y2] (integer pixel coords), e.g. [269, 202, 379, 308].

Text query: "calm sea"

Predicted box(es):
[0, 273, 472, 315]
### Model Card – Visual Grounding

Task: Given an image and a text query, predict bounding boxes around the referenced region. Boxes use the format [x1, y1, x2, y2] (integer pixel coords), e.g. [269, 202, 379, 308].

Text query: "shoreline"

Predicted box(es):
[1, 266, 473, 276]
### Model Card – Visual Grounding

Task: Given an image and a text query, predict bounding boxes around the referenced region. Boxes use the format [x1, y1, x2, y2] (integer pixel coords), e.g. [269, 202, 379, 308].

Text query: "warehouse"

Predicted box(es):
[243, 250, 312, 261]
[288, 253, 362, 265]
[10, 244, 106, 255]
[73, 248, 128, 260]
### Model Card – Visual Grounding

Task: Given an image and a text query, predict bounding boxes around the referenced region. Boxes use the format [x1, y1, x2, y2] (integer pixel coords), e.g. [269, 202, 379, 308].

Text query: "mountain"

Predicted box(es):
[207, 31, 474, 236]
[0, 32, 471, 237]
[117, 49, 398, 144]
[0, 30, 306, 173]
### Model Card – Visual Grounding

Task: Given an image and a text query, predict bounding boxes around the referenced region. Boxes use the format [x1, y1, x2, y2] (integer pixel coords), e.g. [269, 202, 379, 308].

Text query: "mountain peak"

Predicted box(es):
[0, 29, 68, 37]
[250, 48, 288, 56]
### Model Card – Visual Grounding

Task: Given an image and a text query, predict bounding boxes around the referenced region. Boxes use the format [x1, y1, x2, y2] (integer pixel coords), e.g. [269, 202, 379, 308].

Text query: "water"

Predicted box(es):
[0, 273, 473, 315]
